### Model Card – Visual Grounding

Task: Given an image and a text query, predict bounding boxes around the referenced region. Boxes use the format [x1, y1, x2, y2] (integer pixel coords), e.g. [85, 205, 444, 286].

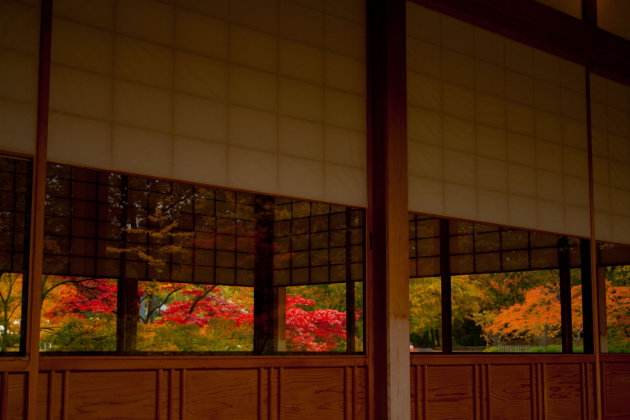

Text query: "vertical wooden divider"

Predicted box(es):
[414, 366, 420, 420]
[473, 364, 478, 420]
[26, 0, 52, 418]
[180, 369, 186, 420]
[541, 364, 547, 420]
[61, 371, 68, 420]
[277, 367, 283, 420]
[422, 366, 427, 420]
[585, 68, 603, 420]
[580, 362, 588, 420]
[155, 369, 164, 420]
[47, 370, 54, 420]
[485, 365, 490, 420]
[366, 0, 410, 418]
[529, 363, 538, 420]
[258, 368, 264, 420]
[268, 368, 274, 420]
[1, 372, 7, 420]
[169, 369, 174, 420]
[352, 366, 358, 420]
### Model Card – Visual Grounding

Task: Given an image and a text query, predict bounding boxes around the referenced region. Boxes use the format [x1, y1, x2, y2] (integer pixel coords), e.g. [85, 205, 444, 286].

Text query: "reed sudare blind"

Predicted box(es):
[406, 3, 590, 237]
[47, 0, 367, 207]
[0, 0, 40, 155]
[590, 73, 630, 245]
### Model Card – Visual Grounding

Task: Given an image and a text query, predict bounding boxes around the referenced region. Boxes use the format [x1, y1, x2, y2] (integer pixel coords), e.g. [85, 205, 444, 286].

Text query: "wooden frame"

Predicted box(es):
[1, 0, 630, 419]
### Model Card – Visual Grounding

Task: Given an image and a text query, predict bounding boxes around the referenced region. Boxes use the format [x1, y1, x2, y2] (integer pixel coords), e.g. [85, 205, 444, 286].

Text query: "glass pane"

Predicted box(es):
[285, 283, 351, 352]
[452, 271, 562, 353]
[136, 283, 253, 352]
[0, 156, 32, 354]
[41, 163, 365, 354]
[410, 213, 586, 354]
[571, 268, 584, 353]
[40, 276, 117, 351]
[409, 276, 442, 352]
[598, 242, 630, 353]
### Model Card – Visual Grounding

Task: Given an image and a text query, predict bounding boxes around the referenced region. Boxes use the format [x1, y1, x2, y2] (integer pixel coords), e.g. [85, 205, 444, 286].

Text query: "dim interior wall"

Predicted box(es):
[590, 73, 630, 245]
[406, 2, 590, 238]
[535, 0, 582, 19]
[47, 0, 367, 207]
[0, 0, 41, 155]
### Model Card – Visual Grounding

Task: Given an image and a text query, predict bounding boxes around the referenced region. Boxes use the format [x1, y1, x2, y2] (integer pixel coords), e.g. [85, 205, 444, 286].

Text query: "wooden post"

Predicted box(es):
[367, 0, 410, 418]
[580, 239, 594, 354]
[25, 0, 52, 418]
[440, 219, 452, 353]
[275, 287, 287, 352]
[585, 69, 603, 420]
[558, 237, 572, 353]
[253, 195, 276, 355]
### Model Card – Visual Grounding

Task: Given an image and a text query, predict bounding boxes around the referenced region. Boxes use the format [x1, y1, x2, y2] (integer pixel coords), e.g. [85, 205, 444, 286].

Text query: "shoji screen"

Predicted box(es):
[591, 74, 630, 244]
[0, 0, 40, 155]
[48, 0, 366, 207]
[406, 3, 590, 237]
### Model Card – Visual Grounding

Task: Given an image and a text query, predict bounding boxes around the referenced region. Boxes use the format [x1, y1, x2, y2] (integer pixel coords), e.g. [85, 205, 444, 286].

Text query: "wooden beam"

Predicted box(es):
[366, 0, 410, 418]
[411, 0, 630, 78]
[25, 0, 52, 418]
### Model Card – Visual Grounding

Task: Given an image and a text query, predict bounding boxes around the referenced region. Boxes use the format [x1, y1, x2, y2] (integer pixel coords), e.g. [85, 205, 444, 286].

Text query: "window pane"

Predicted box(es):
[136, 283, 253, 352]
[598, 242, 630, 353]
[451, 271, 562, 353]
[0, 156, 32, 354]
[410, 213, 587, 354]
[285, 283, 353, 352]
[40, 276, 117, 351]
[41, 163, 364, 354]
[409, 276, 442, 352]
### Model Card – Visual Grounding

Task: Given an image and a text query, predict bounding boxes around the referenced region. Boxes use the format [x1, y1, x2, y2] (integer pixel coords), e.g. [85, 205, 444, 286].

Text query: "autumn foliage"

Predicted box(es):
[410, 267, 630, 352]
[34, 276, 356, 353]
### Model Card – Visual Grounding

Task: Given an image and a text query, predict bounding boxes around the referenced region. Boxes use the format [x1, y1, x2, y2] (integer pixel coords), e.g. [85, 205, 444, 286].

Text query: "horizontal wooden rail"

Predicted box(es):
[39, 355, 369, 371]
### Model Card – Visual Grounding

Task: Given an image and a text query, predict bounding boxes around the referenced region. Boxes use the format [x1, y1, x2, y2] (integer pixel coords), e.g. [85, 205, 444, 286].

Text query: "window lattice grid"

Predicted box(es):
[0, 156, 32, 274]
[43, 164, 365, 287]
[409, 213, 582, 277]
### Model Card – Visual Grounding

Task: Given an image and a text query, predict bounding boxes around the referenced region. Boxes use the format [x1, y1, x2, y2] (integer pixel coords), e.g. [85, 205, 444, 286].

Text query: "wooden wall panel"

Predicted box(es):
[545, 364, 582, 420]
[489, 365, 532, 420]
[602, 361, 630, 418]
[282, 368, 345, 420]
[6, 373, 26, 420]
[37, 373, 48, 419]
[426, 366, 474, 419]
[67, 371, 156, 420]
[185, 369, 258, 420]
[355, 367, 367, 420]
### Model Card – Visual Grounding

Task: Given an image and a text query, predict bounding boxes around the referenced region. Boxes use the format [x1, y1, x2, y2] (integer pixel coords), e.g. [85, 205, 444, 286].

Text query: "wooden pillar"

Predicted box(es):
[558, 237, 573, 353]
[253, 195, 276, 355]
[440, 219, 452, 353]
[367, 0, 410, 418]
[26, 0, 52, 418]
[585, 69, 603, 420]
[580, 239, 594, 354]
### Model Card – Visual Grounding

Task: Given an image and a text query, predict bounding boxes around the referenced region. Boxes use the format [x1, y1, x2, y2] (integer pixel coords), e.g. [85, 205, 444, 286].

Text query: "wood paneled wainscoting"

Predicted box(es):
[29, 357, 367, 420]
[601, 355, 630, 420]
[410, 354, 599, 420]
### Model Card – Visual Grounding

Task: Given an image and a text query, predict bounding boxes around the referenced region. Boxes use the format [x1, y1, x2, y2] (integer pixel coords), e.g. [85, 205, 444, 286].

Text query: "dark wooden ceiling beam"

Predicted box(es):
[411, 0, 630, 80]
